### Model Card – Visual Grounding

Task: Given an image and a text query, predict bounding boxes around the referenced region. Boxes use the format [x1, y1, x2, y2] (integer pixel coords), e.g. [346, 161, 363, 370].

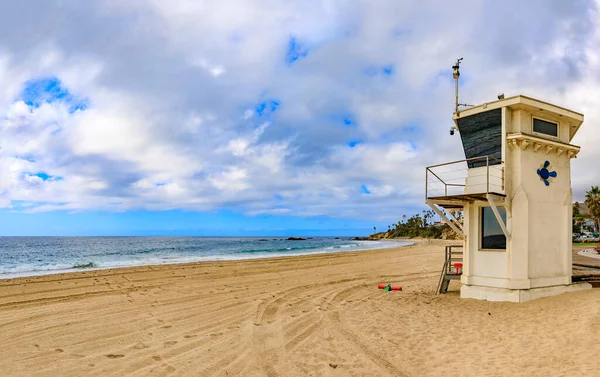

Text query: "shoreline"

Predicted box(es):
[0, 239, 416, 283]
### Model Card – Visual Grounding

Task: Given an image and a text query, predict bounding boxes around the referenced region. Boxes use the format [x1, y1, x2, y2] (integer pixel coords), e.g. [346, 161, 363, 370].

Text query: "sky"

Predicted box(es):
[0, 0, 599, 236]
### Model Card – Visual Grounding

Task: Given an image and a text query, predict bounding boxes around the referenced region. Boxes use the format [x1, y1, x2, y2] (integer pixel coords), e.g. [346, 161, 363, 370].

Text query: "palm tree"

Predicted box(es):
[585, 186, 600, 232]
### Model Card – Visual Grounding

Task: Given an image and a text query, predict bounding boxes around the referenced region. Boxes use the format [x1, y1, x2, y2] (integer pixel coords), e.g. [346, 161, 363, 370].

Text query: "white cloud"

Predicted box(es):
[0, 0, 598, 222]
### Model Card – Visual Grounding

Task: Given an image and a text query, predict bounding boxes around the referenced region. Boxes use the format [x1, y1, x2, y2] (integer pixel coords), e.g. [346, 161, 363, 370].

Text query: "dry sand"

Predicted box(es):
[1, 239, 600, 376]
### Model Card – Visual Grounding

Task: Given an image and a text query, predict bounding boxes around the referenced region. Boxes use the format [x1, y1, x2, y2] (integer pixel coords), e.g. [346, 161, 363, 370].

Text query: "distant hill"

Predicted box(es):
[574, 202, 590, 217]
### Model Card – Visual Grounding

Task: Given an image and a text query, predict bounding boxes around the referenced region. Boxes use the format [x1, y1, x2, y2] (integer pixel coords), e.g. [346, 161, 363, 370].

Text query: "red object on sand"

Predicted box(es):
[377, 284, 402, 291]
[454, 262, 463, 275]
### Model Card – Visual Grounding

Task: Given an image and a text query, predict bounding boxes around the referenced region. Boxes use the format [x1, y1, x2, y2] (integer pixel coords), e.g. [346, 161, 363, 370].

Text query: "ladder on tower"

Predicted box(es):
[437, 245, 463, 294]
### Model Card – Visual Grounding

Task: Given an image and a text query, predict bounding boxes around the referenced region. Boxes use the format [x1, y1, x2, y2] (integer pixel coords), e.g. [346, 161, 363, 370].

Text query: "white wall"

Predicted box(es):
[462, 107, 573, 291]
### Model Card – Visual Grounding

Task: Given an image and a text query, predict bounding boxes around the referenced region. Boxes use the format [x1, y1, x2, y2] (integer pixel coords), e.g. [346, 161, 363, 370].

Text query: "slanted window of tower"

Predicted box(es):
[533, 118, 558, 137]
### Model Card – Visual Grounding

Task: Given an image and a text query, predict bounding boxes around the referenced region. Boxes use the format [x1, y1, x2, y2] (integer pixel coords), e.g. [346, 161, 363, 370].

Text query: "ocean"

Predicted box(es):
[0, 236, 412, 279]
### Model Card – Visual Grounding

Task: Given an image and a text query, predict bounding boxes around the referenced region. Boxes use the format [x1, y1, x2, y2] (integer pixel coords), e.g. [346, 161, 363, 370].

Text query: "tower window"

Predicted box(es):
[481, 206, 506, 250]
[533, 118, 558, 137]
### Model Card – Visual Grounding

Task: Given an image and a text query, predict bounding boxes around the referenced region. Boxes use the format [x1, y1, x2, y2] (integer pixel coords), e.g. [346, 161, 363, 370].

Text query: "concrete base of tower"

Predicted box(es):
[460, 282, 592, 303]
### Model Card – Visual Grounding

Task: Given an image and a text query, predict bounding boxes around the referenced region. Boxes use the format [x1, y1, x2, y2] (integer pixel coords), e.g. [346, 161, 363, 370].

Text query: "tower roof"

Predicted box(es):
[453, 95, 584, 142]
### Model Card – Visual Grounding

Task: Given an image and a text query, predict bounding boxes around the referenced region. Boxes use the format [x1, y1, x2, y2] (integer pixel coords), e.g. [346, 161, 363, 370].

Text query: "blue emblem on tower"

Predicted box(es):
[537, 161, 557, 186]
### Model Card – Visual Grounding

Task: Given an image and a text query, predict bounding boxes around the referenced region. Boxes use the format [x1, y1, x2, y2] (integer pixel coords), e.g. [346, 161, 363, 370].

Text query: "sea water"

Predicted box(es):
[0, 237, 412, 279]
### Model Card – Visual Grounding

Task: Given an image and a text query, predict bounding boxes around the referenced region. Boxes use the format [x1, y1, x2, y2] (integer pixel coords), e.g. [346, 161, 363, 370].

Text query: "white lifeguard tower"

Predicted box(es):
[427, 60, 592, 302]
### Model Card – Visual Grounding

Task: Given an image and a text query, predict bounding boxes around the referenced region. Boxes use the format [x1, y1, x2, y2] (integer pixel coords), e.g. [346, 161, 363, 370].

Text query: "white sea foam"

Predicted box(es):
[0, 239, 413, 279]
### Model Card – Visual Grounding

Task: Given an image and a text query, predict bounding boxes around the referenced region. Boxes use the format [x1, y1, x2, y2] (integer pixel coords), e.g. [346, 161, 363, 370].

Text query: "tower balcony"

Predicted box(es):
[425, 155, 505, 209]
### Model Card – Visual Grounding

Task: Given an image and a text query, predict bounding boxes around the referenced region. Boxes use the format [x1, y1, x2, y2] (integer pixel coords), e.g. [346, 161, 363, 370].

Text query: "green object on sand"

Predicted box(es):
[384, 284, 391, 291]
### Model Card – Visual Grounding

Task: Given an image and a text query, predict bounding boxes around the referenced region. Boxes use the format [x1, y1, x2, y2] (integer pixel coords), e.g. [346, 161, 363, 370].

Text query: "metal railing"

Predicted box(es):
[426, 155, 504, 199]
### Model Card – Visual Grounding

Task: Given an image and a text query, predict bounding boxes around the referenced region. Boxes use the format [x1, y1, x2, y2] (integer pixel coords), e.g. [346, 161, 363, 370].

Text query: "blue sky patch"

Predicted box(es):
[270, 100, 280, 112]
[255, 102, 266, 116]
[326, 113, 357, 127]
[19, 77, 89, 113]
[338, 113, 356, 127]
[361, 185, 371, 194]
[28, 172, 63, 182]
[255, 99, 281, 116]
[15, 155, 36, 163]
[382, 64, 394, 76]
[286, 37, 308, 65]
[365, 64, 395, 77]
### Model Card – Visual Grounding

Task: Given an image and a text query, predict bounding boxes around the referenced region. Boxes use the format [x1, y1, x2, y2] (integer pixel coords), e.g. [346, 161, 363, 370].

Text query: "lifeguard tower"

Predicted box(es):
[427, 59, 592, 302]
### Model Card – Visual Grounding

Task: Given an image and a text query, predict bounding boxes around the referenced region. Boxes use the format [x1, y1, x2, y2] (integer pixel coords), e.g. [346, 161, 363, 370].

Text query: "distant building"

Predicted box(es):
[582, 219, 598, 232]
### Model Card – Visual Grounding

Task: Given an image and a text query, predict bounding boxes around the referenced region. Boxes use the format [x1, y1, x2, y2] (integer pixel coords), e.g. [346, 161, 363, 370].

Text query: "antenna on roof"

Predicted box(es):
[452, 58, 463, 114]
[452, 58, 473, 114]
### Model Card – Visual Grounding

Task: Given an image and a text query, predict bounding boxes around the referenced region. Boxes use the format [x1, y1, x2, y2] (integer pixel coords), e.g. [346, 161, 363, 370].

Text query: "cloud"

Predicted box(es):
[0, 0, 598, 223]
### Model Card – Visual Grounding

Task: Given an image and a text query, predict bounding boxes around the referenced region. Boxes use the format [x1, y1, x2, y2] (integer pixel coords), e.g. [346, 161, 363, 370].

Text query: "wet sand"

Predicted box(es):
[1, 239, 600, 376]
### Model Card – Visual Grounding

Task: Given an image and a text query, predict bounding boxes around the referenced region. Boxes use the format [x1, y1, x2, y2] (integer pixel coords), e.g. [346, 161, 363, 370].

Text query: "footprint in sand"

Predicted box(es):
[161, 325, 172, 329]
[163, 364, 176, 373]
[55, 348, 64, 353]
[183, 335, 197, 339]
[132, 342, 150, 350]
[105, 354, 125, 359]
[152, 355, 161, 361]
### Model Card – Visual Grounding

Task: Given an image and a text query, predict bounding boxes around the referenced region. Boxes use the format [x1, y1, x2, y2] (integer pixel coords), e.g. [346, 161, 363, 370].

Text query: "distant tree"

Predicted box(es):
[573, 220, 582, 235]
[368, 211, 450, 239]
[585, 187, 600, 232]
[573, 202, 582, 234]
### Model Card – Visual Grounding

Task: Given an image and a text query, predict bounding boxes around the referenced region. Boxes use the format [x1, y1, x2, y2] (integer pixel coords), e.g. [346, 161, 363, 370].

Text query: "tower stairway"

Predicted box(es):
[437, 245, 463, 294]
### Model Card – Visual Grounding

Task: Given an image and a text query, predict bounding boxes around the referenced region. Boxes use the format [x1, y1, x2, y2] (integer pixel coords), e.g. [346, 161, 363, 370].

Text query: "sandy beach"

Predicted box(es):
[1, 239, 600, 376]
